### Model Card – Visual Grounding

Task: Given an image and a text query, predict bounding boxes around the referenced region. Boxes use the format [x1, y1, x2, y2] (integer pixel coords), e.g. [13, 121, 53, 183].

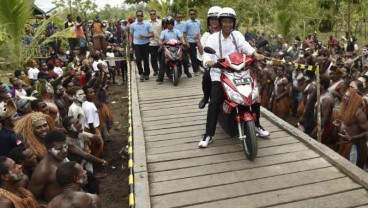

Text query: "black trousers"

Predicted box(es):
[149, 46, 160, 73]
[205, 81, 262, 136]
[189, 42, 199, 73]
[202, 69, 211, 100]
[134, 43, 150, 76]
[158, 48, 190, 80]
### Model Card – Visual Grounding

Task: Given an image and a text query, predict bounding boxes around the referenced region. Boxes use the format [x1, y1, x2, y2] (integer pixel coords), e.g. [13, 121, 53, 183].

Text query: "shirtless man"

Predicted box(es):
[29, 130, 69, 203]
[270, 63, 291, 120]
[298, 71, 317, 135]
[311, 76, 335, 146]
[47, 161, 101, 208]
[328, 66, 345, 120]
[336, 88, 368, 169]
[0, 156, 41, 208]
[68, 86, 86, 130]
[54, 85, 68, 119]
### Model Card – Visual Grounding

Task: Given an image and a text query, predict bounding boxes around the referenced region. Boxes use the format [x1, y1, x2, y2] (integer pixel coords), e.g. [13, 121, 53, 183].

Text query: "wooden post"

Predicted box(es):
[316, 65, 321, 142]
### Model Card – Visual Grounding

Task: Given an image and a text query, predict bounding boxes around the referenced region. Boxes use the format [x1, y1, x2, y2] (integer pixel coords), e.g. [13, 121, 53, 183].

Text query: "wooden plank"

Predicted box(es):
[130, 64, 151, 208]
[144, 125, 205, 136]
[151, 167, 344, 208]
[141, 108, 204, 117]
[147, 136, 298, 155]
[142, 111, 205, 122]
[272, 189, 368, 208]
[144, 119, 206, 131]
[147, 142, 308, 163]
[147, 148, 316, 172]
[149, 148, 319, 182]
[186, 178, 362, 208]
[149, 157, 331, 196]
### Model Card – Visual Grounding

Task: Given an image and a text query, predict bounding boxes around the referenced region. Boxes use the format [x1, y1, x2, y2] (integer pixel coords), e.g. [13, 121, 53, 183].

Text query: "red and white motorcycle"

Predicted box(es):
[204, 47, 260, 160]
[163, 38, 183, 86]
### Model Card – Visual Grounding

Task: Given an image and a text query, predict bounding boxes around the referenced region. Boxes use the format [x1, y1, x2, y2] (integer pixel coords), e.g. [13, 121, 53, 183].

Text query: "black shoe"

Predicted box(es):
[139, 75, 144, 81]
[186, 72, 192, 78]
[144, 75, 149, 80]
[153, 72, 158, 76]
[198, 97, 208, 109]
[156, 78, 163, 83]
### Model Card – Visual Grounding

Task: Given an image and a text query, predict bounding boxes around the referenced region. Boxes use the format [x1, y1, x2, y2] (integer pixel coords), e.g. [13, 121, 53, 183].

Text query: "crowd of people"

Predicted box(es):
[0, 13, 130, 207]
[1, 5, 368, 207]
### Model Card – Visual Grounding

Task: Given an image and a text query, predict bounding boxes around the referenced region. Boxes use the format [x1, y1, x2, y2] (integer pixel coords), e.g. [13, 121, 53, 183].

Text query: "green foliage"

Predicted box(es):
[275, 11, 293, 40]
[0, 0, 34, 68]
[52, 0, 97, 17]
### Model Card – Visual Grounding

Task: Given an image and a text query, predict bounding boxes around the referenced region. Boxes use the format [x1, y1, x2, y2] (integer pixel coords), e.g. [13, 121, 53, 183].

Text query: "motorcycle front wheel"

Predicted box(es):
[173, 66, 179, 86]
[242, 120, 258, 161]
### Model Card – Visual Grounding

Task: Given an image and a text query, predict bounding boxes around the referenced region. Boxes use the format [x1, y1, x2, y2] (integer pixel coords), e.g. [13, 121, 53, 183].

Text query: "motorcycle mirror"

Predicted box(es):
[204, 47, 216, 54]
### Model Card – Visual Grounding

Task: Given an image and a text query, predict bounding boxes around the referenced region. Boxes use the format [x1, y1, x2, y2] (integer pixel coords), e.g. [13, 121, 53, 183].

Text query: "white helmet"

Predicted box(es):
[218, 7, 236, 29]
[207, 6, 222, 18]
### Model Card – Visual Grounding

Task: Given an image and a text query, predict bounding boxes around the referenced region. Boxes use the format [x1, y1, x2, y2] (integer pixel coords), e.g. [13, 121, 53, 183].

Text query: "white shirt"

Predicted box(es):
[68, 102, 85, 129]
[92, 59, 108, 71]
[28, 67, 40, 80]
[53, 66, 63, 77]
[197, 32, 211, 61]
[82, 101, 100, 129]
[106, 52, 115, 67]
[203, 30, 255, 82]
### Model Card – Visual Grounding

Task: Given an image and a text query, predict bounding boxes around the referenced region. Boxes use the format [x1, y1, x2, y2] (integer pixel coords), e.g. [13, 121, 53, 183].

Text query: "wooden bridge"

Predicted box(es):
[130, 66, 368, 208]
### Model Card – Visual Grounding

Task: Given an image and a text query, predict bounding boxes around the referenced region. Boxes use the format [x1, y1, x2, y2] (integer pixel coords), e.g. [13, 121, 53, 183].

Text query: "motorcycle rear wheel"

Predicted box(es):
[173, 66, 179, 86]
[242, 120, 257, 161]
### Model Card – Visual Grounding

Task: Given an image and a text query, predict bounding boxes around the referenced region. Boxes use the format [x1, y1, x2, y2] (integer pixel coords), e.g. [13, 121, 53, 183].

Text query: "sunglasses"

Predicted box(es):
[136, 15, 143, 17]
[177, 16, 183, 18]
[189, 13, 196, 15]
[150, 13, 156, 15]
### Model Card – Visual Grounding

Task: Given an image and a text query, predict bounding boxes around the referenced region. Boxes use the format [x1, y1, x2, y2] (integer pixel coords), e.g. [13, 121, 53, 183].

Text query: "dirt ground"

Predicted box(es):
[99, 79, 129, 208]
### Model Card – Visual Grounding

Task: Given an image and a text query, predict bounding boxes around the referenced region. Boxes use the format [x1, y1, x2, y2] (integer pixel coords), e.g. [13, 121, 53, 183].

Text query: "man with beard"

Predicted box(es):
[335, 88, 368, 169]
[8, 147, 38, 180]
[29, 130, 69, 203]
[0, 156, 41, 208]
[68, 86, 86, 130]
[14, 112, 55, 160]
[54, 85, 68, 120]
[47, 162, 101, 208]
[0, 99, 23, 156]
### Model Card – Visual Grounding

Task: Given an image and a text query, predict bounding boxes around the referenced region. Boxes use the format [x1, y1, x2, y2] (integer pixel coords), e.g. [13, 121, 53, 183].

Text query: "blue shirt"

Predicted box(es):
[0, 128, 23, 156]
[130, 21, 153, 45]
[174, 21, 186, 33]
[160, 29, 182, 42]
[184, 19, 201, 43]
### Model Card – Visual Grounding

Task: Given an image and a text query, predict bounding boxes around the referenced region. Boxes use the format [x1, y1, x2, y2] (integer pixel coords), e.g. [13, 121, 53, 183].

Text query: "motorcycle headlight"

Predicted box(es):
[223, 83, 244, 105]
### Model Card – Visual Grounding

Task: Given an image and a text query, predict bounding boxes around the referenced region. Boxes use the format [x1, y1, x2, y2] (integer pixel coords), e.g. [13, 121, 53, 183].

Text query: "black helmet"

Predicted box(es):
[165, 17, 175, 26]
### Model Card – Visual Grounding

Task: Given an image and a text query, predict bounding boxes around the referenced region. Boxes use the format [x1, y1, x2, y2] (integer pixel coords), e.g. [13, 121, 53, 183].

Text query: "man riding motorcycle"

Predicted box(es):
[199, 7, 269, 148]
[156, 17, 188, 83]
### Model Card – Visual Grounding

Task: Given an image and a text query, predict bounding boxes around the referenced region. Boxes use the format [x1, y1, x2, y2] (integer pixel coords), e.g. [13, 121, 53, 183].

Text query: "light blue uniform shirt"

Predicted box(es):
[160, 28, 182, 42]
[184, 19, 201, 43]
[174, 21, 186, 33]
[130, 20, 153, 45]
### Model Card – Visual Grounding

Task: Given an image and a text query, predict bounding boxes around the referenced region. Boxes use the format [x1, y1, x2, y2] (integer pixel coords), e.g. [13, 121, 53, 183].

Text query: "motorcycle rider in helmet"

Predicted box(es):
[156, 17, 187, 83]
[199, 7, 269, 148]
[195, 6, 222, 109]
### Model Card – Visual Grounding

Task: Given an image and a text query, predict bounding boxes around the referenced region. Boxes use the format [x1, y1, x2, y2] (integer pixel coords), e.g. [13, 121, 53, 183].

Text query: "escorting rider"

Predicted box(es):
[196, 6, 222, 109]
[156, 17, 188, 83]
[199, 7, 269, 148]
